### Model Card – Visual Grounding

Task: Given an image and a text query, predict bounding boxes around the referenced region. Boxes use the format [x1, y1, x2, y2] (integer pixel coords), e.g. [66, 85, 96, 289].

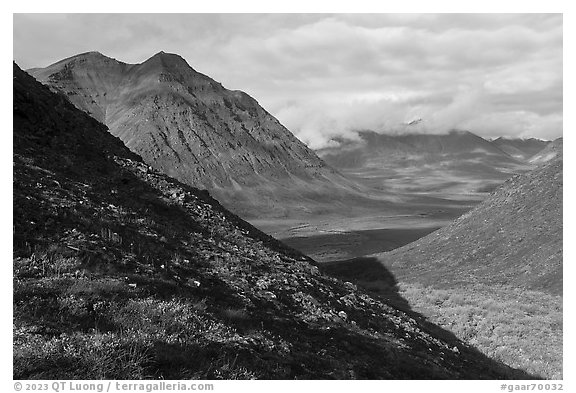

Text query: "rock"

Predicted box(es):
[259, 291, 277, 300]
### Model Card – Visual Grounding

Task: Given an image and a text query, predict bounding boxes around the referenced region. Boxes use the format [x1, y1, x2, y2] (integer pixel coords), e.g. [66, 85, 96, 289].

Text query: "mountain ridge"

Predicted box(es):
[314, 129, 534, 202]
[490, 137, 549, 161]
[317, 129, 525, 169]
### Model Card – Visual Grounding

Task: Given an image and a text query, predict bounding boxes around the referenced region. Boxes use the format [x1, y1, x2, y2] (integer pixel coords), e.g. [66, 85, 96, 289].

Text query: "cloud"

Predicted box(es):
[13, 13, 563, 144]
[275, 96, 411, 149]
[276, 85, 490, 149]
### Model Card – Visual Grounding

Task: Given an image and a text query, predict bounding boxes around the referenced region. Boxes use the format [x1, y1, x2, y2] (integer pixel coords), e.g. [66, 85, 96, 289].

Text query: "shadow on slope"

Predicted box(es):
[322, 257, 411, 312]
[322, 254, 561, 379]
[321, 257, 538, 380]
[322, 257, 477, 344]
[281, 226, 441, 263]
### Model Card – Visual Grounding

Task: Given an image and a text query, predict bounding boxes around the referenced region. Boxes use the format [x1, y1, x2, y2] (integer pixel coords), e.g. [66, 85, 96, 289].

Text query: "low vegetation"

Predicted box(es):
[398, 283, 562, 379]
[13, 271, 274, 379]
[323, 258, 562, 379]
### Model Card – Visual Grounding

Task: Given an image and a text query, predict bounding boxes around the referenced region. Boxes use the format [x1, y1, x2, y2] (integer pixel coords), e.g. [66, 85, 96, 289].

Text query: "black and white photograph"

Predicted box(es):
[11, 10, 564, 385]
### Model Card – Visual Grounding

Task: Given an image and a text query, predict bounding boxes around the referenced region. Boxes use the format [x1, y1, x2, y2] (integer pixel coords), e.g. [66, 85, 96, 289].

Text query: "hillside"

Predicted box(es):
[14, 63, 534, 379]
[28, 51, 384, 219]
[376, 155, 562, 294]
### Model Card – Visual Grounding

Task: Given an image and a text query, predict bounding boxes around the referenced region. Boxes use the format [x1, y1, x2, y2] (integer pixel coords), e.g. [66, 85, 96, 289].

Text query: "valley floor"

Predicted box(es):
[250, 202, 471, 263]
[250, 157, 527, 262]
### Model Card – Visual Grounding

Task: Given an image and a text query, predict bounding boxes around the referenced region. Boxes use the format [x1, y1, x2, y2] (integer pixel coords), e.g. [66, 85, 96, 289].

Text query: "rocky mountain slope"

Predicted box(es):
[490, 137, 549, 162]
[28, 51, 379, 219]
[375, 154, 563, 295]
[14, 63, 532, 379]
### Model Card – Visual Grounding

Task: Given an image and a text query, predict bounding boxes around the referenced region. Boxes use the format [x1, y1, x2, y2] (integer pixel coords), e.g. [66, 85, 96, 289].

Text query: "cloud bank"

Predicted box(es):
[14, 14, 562, 147]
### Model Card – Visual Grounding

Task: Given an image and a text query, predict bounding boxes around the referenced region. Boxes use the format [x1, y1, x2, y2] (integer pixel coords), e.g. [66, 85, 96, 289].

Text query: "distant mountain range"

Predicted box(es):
[318, 130, 558, 170]
[317, 130, 564, 198]
[317, 130, 525, 169]
[490, 137, 549, 161]
[315, 130, 536, 201]
[28, 51, 380, 219]
[529, 137, 563, 164]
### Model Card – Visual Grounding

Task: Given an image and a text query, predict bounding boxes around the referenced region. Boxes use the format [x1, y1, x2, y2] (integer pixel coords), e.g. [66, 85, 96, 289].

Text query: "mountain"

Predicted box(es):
[27, 51, 374, 219]
[375, 154, 563, 295]
[15, 63, 534, 379]
[316, 130, 532, 198]
[490, 137, 549, 162]
[529, 138, 563, 165]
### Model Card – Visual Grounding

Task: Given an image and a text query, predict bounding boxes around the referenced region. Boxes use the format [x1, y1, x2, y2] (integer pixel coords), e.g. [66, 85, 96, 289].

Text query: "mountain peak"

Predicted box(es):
[152, 50, 182, 59]
[81, 50, 106, 57]
[46, 51, 115, 68]
[69, 51, 107, 59]
[145, 51, 191, 69]
[64, 51, 105, 60]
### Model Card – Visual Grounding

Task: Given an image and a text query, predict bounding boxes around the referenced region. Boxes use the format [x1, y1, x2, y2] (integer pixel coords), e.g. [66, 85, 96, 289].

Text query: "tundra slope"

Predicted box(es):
[13, 63, 530, 379]
[28, 51, 385, 219]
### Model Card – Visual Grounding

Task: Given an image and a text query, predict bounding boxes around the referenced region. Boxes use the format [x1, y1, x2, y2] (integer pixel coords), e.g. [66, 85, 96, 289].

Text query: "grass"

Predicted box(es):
[13, 274, 264, 379]
[13, 244, 272, 379]
[397, 282, 563, 379]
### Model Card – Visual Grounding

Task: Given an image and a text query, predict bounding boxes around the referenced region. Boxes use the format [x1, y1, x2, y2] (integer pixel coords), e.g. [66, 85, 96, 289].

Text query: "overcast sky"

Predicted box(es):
[13, 13, 563, 147]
